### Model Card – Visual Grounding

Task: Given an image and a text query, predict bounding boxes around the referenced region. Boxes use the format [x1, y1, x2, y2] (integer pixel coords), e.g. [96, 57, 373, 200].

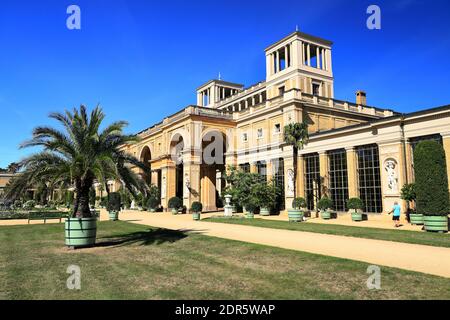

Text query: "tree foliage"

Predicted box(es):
[413, 140, 449, 216]
[4, 105, 149, 218]
[283, 122, 309, 198]
[317, 196, 333, 211]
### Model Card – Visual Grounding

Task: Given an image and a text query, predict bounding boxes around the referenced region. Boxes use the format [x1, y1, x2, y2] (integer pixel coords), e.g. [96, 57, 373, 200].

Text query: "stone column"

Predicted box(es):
[250, 162, 258, 174]
[346, 147, 358, 199]
[276, 50, 280, 73]
[266, 161, 273, 182]
[319, 152, 329, 197]
[316, 46, 321, 69]
[405, 141, 414, 182]
[301, 43, 305, 65]
[307, 44, 311, 66]
[321, 48, 326, 70]
[284, 45, 289, 68]
[151, 171, 158, 186]
[442, 133, 450, 193]
[297, 155, 305, 198]
[200, 165, 217, 212]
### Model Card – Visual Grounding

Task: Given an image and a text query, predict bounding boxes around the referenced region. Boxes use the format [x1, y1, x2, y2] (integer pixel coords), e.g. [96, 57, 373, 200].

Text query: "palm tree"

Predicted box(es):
[5, 105, 149, 218]
[283, 122, 309, 198]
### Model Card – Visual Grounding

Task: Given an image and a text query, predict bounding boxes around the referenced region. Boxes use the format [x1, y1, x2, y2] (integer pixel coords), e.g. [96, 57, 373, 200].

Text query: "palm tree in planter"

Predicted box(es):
[191, 201, 203, 221]
[288, 197, 307, 222]
[283, 122, 309, 198]
[317, 196, 333, 220]
[401, 183, 420, 225]
[414, 141, 449, 233]
[107, 192, 121, 221]
[348, 198, 365, 222]
[168, 196, 183, 214]
[5, 105, 149, 248]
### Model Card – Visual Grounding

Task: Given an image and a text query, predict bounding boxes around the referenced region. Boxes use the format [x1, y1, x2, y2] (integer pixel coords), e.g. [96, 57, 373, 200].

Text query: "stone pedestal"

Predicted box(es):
[224, 195, 233, 217]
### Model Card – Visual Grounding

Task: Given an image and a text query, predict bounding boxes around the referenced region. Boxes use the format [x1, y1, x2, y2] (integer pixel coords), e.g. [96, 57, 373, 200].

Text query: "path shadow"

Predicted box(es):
[95, 228, 206, 248]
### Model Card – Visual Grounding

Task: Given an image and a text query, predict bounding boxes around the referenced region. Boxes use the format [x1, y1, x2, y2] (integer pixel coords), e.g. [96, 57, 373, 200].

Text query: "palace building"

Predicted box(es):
[117, 31, 450, 214]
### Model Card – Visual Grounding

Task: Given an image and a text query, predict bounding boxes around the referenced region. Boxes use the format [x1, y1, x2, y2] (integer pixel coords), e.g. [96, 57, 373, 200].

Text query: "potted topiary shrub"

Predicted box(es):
[107, 192, 121, 221]
[317, 196, 333, 220]
[348, 197, 365, 221]
[191, 201, 203, 221]
[414, 141, 449, 233]
[168, 196, 182, 215]
[147, 196, 159, 213]
[288, 197, 306, 222]
[244, 202, 257, 219]
[254, 181, 278, 216]
[401, 183, 421, 225]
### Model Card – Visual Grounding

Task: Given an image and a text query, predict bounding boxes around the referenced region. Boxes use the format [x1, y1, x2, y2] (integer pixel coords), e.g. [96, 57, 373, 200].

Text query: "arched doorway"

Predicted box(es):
[200, 130, 227, 211]
[139, 146, 151, 185]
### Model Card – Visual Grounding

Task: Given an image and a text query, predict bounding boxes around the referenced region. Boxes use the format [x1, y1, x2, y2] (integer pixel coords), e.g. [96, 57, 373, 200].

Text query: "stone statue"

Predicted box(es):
[385, 160, 398, 192]
[161, 175, 166, 198]
[287, 169, 295, 196]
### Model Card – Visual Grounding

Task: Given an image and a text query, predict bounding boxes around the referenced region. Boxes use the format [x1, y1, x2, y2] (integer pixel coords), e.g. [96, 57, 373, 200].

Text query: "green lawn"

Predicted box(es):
[205, 217, 450, 248]
[0, 221, 449, 300]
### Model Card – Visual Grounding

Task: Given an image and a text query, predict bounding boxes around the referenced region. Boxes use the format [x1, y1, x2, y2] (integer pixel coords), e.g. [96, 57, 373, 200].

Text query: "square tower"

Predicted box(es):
[265, 31, 334, 99]
[196, 80, 244, 108]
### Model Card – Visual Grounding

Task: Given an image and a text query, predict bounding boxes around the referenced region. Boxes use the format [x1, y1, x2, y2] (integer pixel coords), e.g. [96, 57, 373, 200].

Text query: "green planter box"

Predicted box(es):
[351, 212, 363, 222]
[260, 208, 270, 216]
[424, 216, 448, 233]
[409, 213, 424, 225]
[108, 211, 119, 221]
[149, 208, 156, 213]
[246, 212, 254, 219]
[193, 212, 201, 221]
[288, 209, 304, 222]
[320, 211, 331, 220]
[65, 217, 97, 248]
[171, 208, 178, 215]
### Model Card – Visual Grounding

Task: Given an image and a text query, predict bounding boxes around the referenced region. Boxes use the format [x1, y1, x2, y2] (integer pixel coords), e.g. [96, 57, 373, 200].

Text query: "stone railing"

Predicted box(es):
[138, 106, 233, 138]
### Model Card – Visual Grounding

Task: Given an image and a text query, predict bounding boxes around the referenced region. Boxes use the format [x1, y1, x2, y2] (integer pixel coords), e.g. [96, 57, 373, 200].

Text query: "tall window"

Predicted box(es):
[410, 134, 442, 152]
[304, 153, 321, 210]
[328, 149, 349, 212]
[239, 163, 250, 173]
[272, 158, 285, 211]
[356, 144, 382, 213]
[256, 161, 267, 182]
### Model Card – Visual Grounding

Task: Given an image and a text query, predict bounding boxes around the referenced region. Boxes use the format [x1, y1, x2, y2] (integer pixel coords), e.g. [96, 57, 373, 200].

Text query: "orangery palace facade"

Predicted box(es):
[106, 31, 450, 214]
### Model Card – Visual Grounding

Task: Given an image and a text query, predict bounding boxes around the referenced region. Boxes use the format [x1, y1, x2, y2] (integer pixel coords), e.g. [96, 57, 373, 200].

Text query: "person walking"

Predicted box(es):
[388, 201, 402, 228]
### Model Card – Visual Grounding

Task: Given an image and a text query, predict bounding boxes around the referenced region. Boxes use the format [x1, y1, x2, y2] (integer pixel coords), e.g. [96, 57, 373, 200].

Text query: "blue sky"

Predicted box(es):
[1, 0, 450, 167]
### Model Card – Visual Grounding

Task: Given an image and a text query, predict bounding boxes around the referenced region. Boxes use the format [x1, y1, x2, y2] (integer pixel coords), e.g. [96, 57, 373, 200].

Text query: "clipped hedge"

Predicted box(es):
[0, 211, 67, 220]
[414, 140, 450, 216]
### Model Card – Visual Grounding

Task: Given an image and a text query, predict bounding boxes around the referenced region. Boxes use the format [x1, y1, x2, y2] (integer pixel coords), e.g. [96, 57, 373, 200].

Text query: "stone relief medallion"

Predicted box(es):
[384, 158, 398, 193]
[287, 169, 295, 197]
